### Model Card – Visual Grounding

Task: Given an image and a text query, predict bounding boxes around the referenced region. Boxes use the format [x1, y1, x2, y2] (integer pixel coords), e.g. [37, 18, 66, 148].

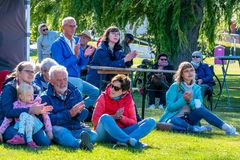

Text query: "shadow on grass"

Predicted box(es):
[156, 129, 224, 139]
[2, 143, 50, 153]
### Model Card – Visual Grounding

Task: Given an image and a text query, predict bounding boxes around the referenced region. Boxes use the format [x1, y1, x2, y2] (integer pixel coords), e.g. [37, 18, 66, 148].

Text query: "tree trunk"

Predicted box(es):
[172, 0, 205, 68]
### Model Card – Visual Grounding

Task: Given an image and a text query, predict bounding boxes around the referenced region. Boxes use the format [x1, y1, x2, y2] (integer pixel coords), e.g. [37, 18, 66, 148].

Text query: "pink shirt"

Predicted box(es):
[0, 96, 52, 134]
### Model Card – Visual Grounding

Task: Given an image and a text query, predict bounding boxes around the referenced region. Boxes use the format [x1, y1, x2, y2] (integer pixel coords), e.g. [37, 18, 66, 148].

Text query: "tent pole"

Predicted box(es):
[25, 0, 30, 61]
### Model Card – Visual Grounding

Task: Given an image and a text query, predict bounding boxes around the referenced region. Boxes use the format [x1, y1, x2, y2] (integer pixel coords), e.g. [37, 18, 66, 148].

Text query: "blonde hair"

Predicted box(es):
[174, 61, 195, 89]
[62, 17, 76, 26]
[17, 82, 34, 98]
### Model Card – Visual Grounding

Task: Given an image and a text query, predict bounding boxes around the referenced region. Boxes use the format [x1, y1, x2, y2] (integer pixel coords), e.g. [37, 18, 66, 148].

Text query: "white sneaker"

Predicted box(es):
[148, 104, 156, 109]
[225, 125, 239, 136]
[200, 125, 212, 132]
[159, 104, 164, 109]
[192, 125, 212, 133]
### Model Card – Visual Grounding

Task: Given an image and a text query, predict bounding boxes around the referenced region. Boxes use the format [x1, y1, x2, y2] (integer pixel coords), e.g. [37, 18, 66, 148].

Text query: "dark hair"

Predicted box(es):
[111, 74, 131, 91]
[157, 53, 168, 60]
[102, 26, 120, 44]
[125, 33, 134, 41]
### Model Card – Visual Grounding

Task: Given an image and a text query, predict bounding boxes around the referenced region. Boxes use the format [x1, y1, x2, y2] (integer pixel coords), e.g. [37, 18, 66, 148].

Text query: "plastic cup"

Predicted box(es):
[194, 99, 202, 108]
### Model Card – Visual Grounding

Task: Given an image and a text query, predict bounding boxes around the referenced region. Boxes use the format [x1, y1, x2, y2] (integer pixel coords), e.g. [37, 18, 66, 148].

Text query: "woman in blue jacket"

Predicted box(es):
[0, 61, 52, 145]
[159, 62, 238, 135]
[191, 51, 214, 98]
[86, 26, 137, 90]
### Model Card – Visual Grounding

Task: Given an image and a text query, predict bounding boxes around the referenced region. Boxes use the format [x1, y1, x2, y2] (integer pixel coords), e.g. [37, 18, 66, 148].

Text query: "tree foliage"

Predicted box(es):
[31, 0, 240, 64]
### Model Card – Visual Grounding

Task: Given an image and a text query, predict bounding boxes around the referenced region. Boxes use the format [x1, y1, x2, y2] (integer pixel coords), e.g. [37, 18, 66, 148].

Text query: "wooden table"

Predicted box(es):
[215, 56, 240, 110]
[88, 65, 176, 118]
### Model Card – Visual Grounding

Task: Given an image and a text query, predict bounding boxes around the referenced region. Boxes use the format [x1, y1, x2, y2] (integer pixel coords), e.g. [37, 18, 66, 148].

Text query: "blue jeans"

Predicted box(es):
[52, 125, 97, 149]
[3, 125, 51, 146]
[96, 114, 156, 143]
[169, 107, 224, 132]
[76, 108, 89, 122]
[68, 77, 99, 108]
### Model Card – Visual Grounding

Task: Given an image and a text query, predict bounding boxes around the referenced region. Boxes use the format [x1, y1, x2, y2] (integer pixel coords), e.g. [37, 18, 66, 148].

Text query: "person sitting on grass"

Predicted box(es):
[0, 61, 52, 146]
[41, 65, 97, 150]
[0, 83, 53, 149]
[34, 58, 59, 92]
[92, 74, 156, 149]
[157, 62, 238, 136]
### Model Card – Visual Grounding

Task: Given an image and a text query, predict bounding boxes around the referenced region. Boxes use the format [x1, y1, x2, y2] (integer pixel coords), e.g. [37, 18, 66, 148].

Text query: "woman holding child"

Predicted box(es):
[158, 62, 238, 135]
[0, 61, 53, 146]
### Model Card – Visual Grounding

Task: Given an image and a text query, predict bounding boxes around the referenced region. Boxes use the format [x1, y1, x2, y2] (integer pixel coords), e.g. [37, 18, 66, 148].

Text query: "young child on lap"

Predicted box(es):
[0, 83, 53, 149]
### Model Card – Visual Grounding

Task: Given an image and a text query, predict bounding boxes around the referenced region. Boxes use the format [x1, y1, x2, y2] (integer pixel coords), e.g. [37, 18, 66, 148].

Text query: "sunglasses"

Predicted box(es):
[111, 84, 121, 91]
[192, 56, 200, 58]
[160, 58, 167, 61]
[22, 69, 34, 74]
[42, 28, 48, 32]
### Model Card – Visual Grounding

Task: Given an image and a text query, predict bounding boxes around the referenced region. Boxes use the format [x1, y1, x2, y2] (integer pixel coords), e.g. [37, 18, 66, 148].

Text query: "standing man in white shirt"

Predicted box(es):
[51, 17, 99, 117]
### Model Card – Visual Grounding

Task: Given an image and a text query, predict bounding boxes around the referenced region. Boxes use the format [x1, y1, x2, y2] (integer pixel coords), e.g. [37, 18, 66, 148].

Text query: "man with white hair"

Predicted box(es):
[41, 65, 97, 150]
[51, 17, 99, 112]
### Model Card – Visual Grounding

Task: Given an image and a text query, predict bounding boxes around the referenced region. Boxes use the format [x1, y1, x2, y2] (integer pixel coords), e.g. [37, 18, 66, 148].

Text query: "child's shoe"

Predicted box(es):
[7, 134, 25, 145]
[27, 141, 39, 149]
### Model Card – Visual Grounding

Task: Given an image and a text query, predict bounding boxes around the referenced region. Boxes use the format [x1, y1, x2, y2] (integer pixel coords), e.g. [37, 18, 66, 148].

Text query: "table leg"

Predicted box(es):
[141, 72, 147, 119]
[221, 60, 231, 110]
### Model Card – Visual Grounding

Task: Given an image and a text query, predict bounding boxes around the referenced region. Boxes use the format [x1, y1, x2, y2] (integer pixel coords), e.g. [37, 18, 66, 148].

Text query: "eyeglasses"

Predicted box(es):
[22, 69, 34, 74]
[42, 28, 48, 32]
[192, 56, 200, 58]
[111, 84, 121, 91]
[160, 58, 167, 61]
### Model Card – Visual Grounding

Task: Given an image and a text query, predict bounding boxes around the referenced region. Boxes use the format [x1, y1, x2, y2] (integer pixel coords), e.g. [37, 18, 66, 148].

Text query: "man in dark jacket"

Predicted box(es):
[41, 65, 97, 150]
[191, 51, 214, 98]
[147, 53, 174, 109]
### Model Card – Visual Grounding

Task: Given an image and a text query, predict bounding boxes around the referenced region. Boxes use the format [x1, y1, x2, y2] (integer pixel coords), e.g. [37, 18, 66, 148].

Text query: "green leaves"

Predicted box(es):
[30, 0, 240, 64]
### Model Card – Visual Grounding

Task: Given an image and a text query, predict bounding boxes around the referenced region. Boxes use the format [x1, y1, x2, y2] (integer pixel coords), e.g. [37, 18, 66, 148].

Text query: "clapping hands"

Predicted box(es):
[70, 101, 85, 117]
[124, 50, 138, 62]
[113, 108, 124, 120]
[84, 46, 95, 57]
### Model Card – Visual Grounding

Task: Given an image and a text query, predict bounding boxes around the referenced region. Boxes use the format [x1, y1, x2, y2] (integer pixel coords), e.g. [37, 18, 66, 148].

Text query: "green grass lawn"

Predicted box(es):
[2, 56, 239, 159]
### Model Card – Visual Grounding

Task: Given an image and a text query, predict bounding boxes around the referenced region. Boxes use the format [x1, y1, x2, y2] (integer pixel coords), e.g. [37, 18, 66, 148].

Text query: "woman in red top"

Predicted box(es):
[92, 74, 156, 149]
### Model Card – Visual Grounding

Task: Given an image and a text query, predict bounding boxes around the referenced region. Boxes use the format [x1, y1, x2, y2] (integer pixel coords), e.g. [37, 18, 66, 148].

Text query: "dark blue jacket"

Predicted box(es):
[34, 72, 48, 92]
[0, 79, 40, 120]
[86, 41, 131, 88]
[41, 82, 87, 130]
[51, 33, 89, 77]
[195, 63, 214, 86]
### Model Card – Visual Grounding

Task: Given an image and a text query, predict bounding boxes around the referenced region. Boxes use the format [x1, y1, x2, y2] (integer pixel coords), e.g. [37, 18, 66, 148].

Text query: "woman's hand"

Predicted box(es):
[29, 103, 53, 115]
[124, 51, 138, 62]
[84, 46, 95, 57]
[113, 108, 124, 120]
[184, 92, 192, 103]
